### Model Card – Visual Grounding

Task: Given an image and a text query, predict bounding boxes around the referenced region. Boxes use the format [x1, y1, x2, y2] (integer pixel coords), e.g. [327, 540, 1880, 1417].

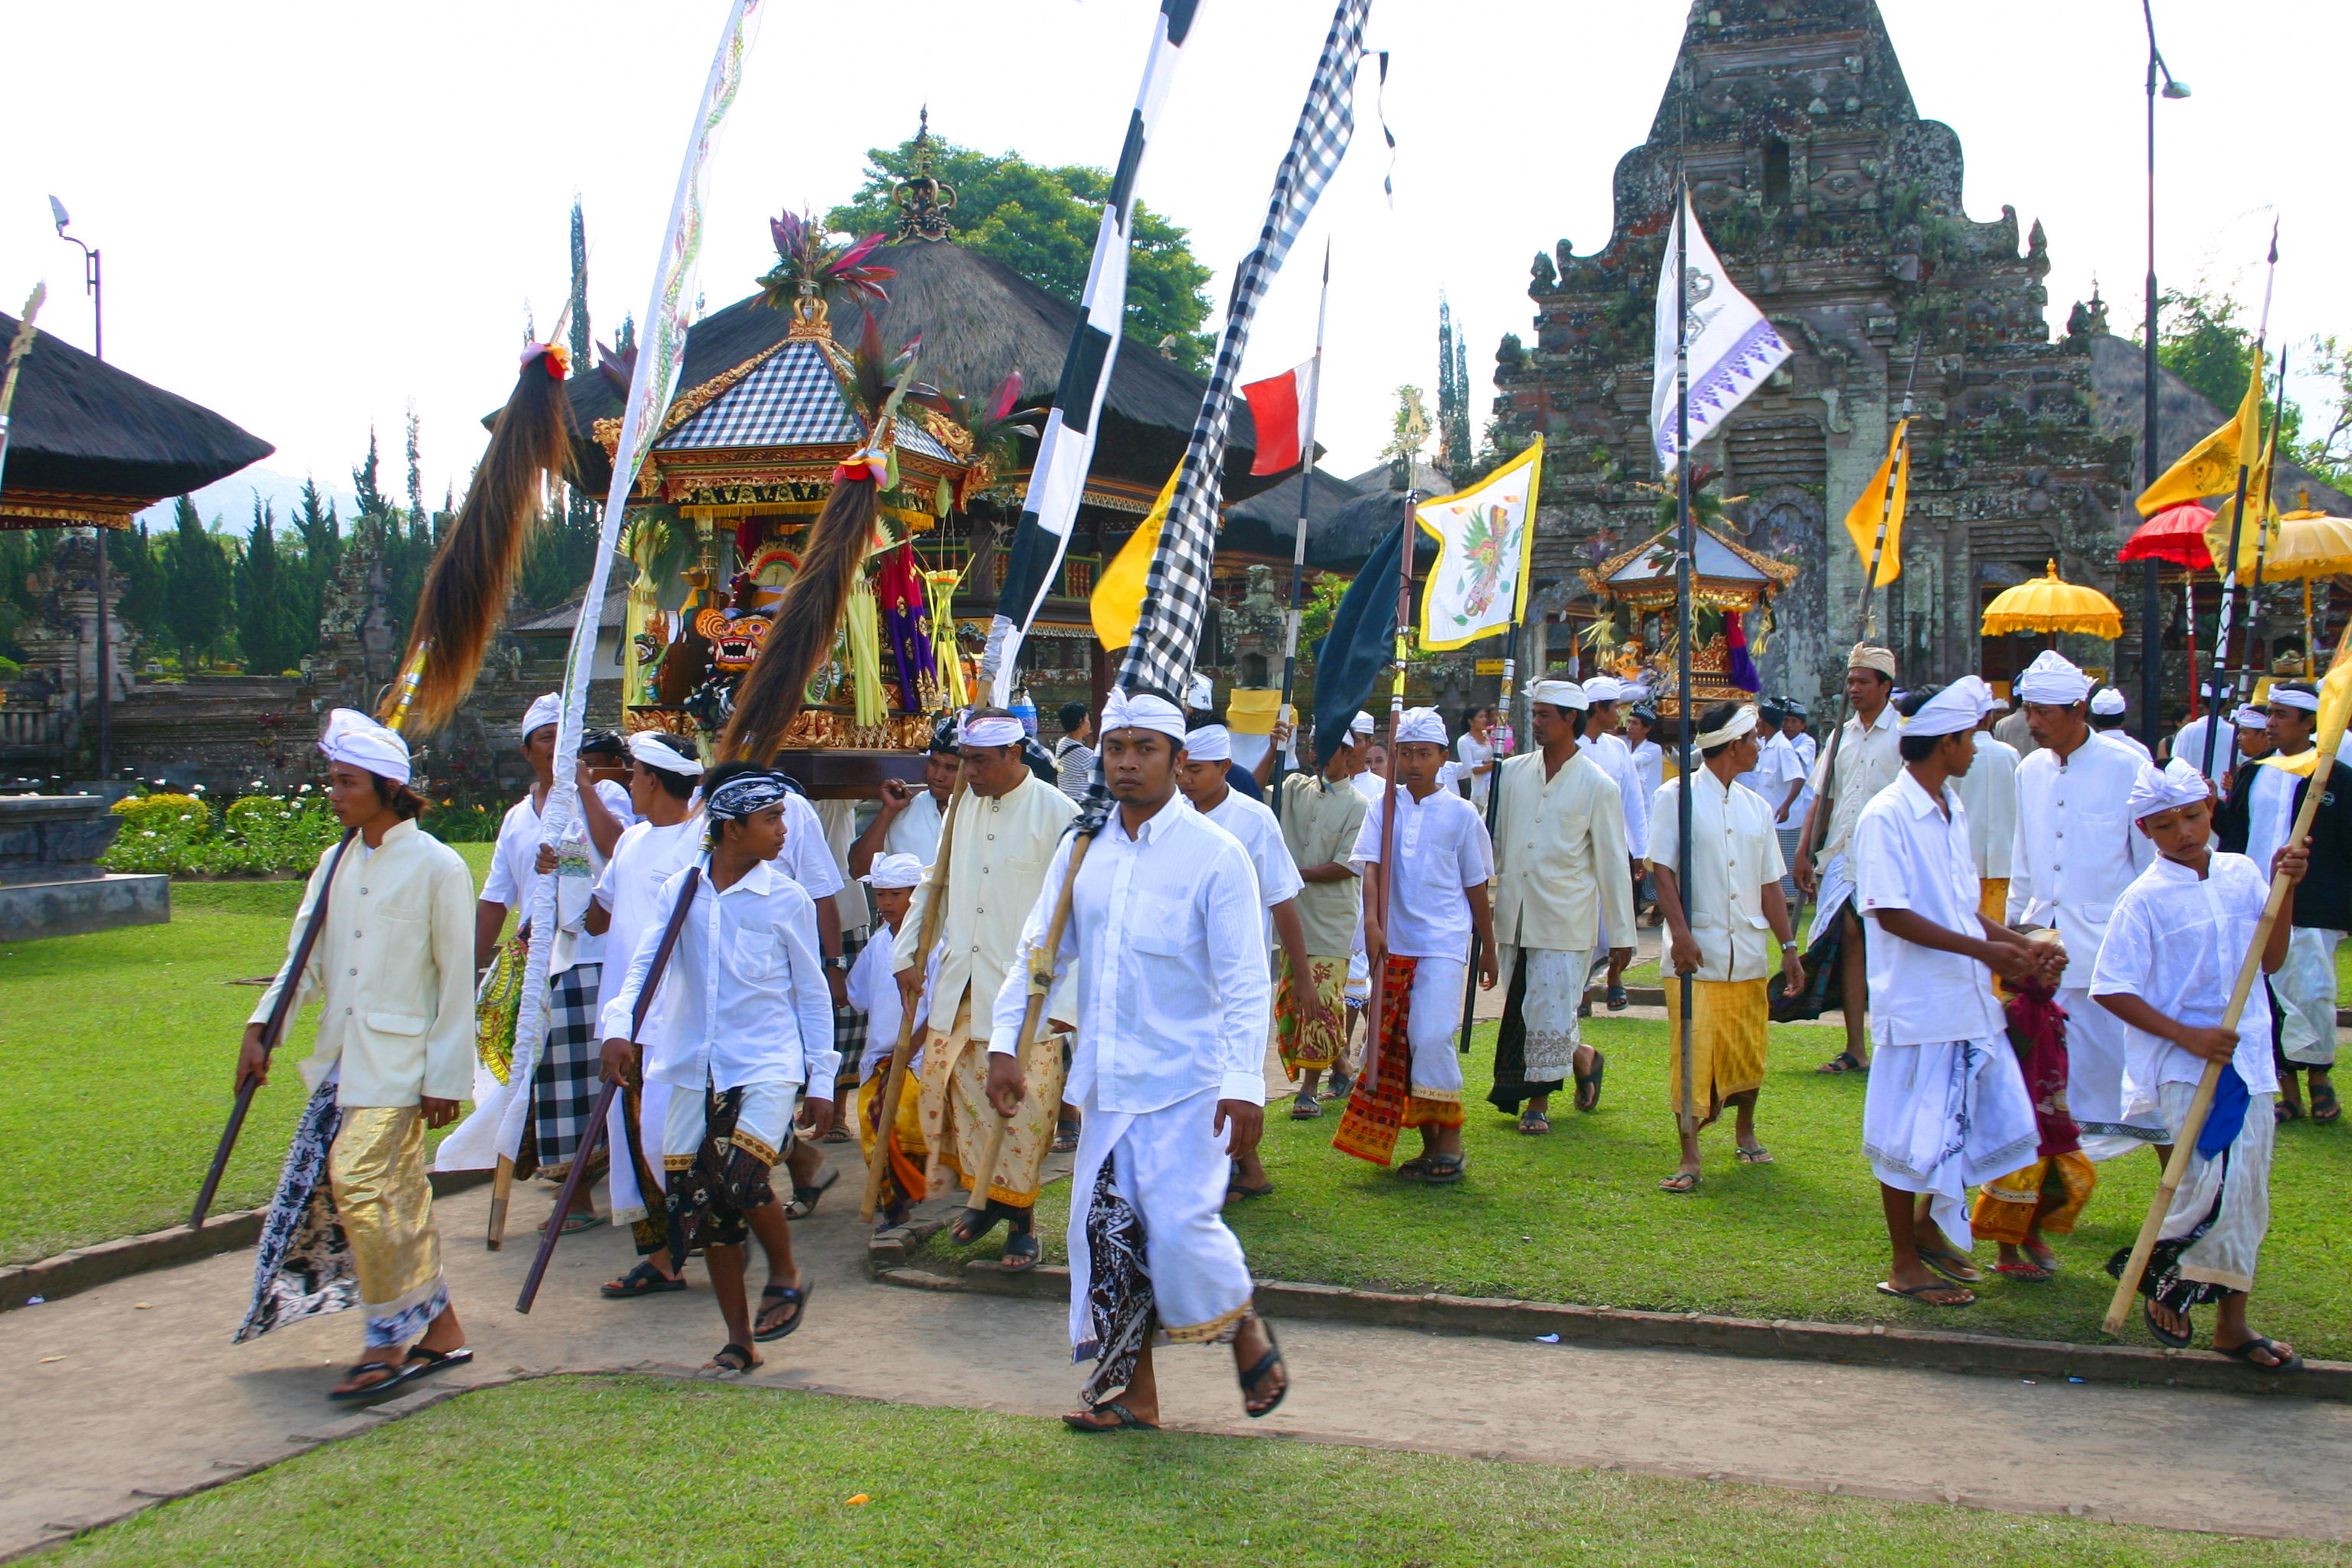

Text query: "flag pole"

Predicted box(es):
[2228, 345, 2289, 694]
[1361, 410, 1426, 1093]
[1671, 182, 1697, 1143]
[1455, 610, 1517, 1056]
[1272, 242, 1331, 822]
[2201, 221, 2279, 782]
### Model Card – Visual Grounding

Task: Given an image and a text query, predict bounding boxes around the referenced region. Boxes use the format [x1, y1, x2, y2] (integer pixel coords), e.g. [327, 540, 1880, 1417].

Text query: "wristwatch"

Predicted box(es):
[825, 954, 854, 971]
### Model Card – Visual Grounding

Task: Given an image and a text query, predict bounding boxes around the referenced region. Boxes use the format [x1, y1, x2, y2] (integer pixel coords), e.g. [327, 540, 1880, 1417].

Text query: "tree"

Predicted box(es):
[2288, 333, 2352, 495]
[0, 529, 49, 658]
[238, 502, 305, 675]
[1437, 299, 1474, 478]
[826, 136, 1215, 372]
[2149, 285, 2302, 449]
[109, 523, 167, 651]
[162, 498, 233, 672]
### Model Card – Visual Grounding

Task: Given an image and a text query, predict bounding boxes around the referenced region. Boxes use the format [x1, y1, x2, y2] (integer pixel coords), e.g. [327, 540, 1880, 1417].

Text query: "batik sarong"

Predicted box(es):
[1489, 945, 1586, 1113]
[236, 1080, 359, 1344]
[531, 962, 603, 1174]
[328, 1106, 449, 1349]
[1861, 1035, 2039, 1250]
[662, 1080, 793, 1254]
[832, 925, 871, 1094]
[1664, 976, 1769, 1119]
[1971, 981, 2097, 1244]
[1067, 1087, 1253, 1408]
[2108, 1077, 2275, 1302]
[1276, 952, 1349, 1075]
[1334, 955, 1466, 1165]
[918, 1001, 1066, 1210]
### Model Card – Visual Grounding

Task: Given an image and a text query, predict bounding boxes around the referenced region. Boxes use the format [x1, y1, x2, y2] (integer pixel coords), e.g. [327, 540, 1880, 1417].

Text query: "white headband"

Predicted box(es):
[2233, 705, 2272, 730]
[2127, 758, 2214, 821]
[959, 715, 1026, 750]
[2090, 688, 2128, 717]
[1394, 707, 1448, 746]
[1185, 673, 1215, 712]
[1100, 689, 1187, 742]
[521, 691, 563, 743]
[318, 708, 412, 786]
[1350, 710, 1377, 736]
[627, 730, 704, 776]
[2013, 650, 2089, 706]
[2269, 686, 2321, 714]
[861, 851, 926, 890]
[1527, 678, 1590, 713]
[1184, 724, 1233, 763]
[1901, 676, 1995, 738]
[1696, 707, 1759, 749]
[1581, 676, 1622, 704]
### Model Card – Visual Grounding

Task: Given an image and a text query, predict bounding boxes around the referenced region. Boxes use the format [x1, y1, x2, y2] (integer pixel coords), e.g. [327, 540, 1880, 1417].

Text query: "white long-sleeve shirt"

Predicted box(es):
[2005, 733, 2154, 962]
[1586, 730, 1651, 858]
[599, 856, 839, 1096]
[1197, 789, 1297, 951]
[589, 815, 703, 1073]
[991, 794, 1270, 1114]
[1952, 732, 2020, 879]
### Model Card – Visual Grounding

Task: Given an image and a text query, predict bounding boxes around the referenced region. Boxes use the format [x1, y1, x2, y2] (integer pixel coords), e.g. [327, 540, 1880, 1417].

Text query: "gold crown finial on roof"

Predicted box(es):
[894, 107, 957, 243]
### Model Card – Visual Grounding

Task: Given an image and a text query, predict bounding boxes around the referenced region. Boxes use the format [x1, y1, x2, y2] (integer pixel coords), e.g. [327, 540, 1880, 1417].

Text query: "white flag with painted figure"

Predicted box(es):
[1416, 438, 1543, 651]
[1651, 190, 1791, 475]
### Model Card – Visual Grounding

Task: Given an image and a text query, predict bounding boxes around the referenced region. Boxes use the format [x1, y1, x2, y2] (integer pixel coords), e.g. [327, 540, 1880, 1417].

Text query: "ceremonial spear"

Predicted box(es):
[2198, 223, 2279, 784]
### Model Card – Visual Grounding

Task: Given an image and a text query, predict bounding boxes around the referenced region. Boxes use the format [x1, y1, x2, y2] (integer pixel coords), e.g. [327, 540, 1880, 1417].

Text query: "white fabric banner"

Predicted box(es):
[1651, 191, 1792, 475]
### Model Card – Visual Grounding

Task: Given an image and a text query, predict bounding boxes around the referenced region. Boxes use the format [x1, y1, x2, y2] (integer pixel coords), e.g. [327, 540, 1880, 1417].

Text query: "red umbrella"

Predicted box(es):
[2120, 501, 2216, 570]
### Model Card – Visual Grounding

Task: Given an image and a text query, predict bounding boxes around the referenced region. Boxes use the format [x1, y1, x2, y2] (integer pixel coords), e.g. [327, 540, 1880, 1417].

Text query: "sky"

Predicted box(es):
[3, 0, 2344, 534]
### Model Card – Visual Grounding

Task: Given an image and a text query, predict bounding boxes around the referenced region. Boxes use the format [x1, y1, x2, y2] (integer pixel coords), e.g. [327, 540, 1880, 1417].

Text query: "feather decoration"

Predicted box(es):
[906, 371, 1042, 488]
[390, 342, 573, 734]
[756, 211, 896, 313]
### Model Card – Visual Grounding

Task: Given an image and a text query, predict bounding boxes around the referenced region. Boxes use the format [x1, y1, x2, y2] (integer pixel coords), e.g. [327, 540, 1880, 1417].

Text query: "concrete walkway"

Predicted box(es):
[6, 1144, 2350, 1557]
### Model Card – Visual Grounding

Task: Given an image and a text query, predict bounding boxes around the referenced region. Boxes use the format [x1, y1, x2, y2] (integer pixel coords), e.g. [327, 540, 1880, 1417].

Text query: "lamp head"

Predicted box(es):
[2161, 77, 2191, 99]
[47, 195, 69, 233]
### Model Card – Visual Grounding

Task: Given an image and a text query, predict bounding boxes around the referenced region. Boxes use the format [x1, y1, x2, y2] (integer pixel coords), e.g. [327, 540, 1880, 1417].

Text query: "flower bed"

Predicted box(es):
[99, 786, 341, 877]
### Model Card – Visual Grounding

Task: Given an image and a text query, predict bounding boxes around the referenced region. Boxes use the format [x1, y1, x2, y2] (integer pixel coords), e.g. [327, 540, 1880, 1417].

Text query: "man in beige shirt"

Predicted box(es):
[895, 708, 1076, 1268]
[1487, 680, 1634, 1131]
[1792, 643, 1903, 1073]
[1276, 739, 1368, 1114]
[235, 710, 476, 1400]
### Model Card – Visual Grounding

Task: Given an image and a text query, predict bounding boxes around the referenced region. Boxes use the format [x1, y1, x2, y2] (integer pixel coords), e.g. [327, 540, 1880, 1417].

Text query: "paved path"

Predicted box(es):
[6, 1143, 2350, 1557]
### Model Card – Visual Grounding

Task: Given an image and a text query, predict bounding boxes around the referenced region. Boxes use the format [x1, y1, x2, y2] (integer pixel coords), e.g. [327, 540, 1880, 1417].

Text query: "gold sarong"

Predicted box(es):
[328, 1106, 448, 1348]
[1664, 977, 1769, 1119]
[1970, 1150, 2096, 1246]
[1276, 952, 1349, 1075]
[917, 1000, 1067, 1207]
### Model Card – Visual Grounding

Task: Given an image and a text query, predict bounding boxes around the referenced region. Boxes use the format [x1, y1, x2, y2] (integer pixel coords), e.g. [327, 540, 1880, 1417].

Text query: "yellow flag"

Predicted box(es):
[2260, 612, 2352, 779]
[1091, 467, 1181, 651]
[2139, 358, 2263, 518]
[1841, 418, 1909, 587]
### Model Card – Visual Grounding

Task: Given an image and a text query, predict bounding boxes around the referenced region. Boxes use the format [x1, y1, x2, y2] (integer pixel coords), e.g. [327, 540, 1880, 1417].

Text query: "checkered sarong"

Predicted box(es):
[532, 962, 603, 1172]
[832, 926, 870, 1090]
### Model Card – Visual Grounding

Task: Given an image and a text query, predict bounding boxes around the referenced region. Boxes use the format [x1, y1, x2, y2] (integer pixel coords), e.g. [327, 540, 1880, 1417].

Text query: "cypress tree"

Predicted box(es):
[239, 501, 304, 674]
[164, 498, 232, 674]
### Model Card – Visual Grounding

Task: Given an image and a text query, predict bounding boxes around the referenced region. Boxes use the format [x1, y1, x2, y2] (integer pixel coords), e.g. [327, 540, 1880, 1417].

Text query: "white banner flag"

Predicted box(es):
[1416, 438, 1544, 651]
[1651, 191, 1791, 475]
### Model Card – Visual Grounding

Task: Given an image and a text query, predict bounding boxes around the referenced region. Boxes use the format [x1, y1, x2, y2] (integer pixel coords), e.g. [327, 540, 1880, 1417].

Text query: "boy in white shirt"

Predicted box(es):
[598, 763, 838, 1375]
[2089, 759, 2305, 1371]
[851, 852, 929, 1223]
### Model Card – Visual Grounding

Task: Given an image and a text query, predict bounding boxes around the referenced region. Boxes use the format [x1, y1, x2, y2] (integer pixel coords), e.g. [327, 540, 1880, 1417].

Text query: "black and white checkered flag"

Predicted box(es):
[982, 0, 1199, 705]
[1117, 0, 1371, 701]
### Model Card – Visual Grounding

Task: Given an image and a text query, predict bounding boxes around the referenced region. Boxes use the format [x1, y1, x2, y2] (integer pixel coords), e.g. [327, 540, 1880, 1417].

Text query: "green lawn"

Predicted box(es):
[927, 1017, 2352, 1361]
[0, 844, 496, 1264]
[57, 1377, 2344, 1566]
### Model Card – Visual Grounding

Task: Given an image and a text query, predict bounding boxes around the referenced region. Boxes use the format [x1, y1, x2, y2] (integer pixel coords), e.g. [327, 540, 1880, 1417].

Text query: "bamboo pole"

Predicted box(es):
[963, 835, 1093, 1214]
[858, 783, 969, 1222]
[1672, 186, 1697, 1143]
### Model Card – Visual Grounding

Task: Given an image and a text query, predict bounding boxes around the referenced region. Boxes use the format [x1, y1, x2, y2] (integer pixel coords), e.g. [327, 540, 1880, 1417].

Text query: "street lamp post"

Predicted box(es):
[50, 197, 110, 781]
[2141, 4, 2189, 750]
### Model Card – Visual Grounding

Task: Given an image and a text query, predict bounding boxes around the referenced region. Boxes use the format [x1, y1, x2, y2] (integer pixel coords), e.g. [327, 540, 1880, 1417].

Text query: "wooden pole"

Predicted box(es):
[1360, 475, 1421, 1089]
[963, 834, 1093, 1214]
[858, 784, 969, 1222]
[1672, 185, 1697, 1143]
[1270, 244, 1330, 824]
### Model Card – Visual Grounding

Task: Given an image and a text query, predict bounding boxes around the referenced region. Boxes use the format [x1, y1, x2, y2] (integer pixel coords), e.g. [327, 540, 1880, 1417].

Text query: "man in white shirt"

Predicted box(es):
[2007, 649, 2161, 1162]
[2090, 687, 2153, 763]
[1770, 701, 1818, 907]
[1794, 645, 1905, 1073]
[1737, 700, 1802, 904]
[896, 708, 1076, 1269]
[2171, 681, 2241, 788]
[2090, 760, 2305, 1369]
[1455, 705, 1499, 811]
[1953, 704, 2020, 935]
[995, 690, 1282, 1431]
[1338, 707, 1497, 1183]
[236, 711, 476, 1396]
[586, 731, 705, 1300]
[1651, 702, 1804, 1191]
[1852, 679, 2050, 1307]
[472, 694, 631, 1231]
[1579, 676, 1649, 1009]
[1486, 679, 1631, 1132]
[599, 765, 838, 1375]
[1276, 738, 1370, 1115]
[1178, 727, 1324, 1155]
[852, 722, 960, 874]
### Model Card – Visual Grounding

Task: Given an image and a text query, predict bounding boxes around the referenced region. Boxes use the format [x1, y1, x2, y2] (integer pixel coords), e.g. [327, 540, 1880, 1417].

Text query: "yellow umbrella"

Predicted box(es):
[2206, 508, 2352, 581]
[1980, 560, 2123, 640]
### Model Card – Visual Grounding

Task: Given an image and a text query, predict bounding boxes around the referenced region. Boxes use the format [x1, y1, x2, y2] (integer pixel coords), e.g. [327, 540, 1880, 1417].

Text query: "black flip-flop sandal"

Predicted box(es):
[1876, 1281, 1974, 1306]
[1289, 1093, 1322, 1120]
[1817, 1050, 1867, 1074]
[1051, 1122, 1080, 1152]
[1423, 1152, 1466, 1184]
[753, 1282, 812, 1342]
[1517, 1111, 1550, 1135]
[951, 1206, 1004, 1247]
[327, 1359, 419, 1402]
[783, 1168, 838, 1220]
[601, 1261, 687, 1299]
[1394, 1156, 1433, 1178]
[1063, 1400, 1158, 1432]
[398, 1345, 474, 1382]
[1574, 1050, 1606, 1111]
[2216, 1335, 2304, 1372]
[704, 1342, 759, 1375]
[1237, 1319, 1289, 1419]
[1606, 983, 1629, 1011]
[1001, 1230, 1042, 1271]
[1227, 1180, 1276, 1203]
[2309, 1080, 2341, 1123]
[2144, 1298, 2195, 1348]
[1917, 1246, 1983, 1287]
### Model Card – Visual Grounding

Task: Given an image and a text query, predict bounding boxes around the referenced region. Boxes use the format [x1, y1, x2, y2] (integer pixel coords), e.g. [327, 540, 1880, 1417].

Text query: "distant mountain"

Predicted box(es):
[134, 468, 358, 535]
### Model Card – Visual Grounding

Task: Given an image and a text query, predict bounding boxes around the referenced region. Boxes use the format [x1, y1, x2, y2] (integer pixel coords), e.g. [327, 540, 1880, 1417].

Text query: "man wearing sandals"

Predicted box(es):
[237, 711, 477, 1399]
[597, 765, 837, 1374]
[1649, 702, 1805, 1192]
[994, 690, 1287, 1432]
[1275, 733, 1369, 1117]
[895, 708, 1076, 1269]
[1795, 645, 1905, 1075]
[1577, 678, 1651, 1012]
[2090, 759, 2305, 1371]
[1852, 681, 2052, 1308]
[1486, 679, 1631, 1132]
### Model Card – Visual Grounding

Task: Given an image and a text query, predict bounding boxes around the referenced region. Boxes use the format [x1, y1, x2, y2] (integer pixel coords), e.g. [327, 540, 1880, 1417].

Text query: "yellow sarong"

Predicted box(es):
[328, 1106, 448, 1348]
[1276, 952, 1349, 1075]
[1970, 1151, 2096, 1246]
[917, 1001, 1067, 1208]
[1664, 977, 1769, 1119]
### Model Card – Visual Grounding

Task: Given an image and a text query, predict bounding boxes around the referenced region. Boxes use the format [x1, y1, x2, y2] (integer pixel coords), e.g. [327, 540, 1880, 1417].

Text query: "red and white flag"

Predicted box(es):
[1243, 360, 1315, 475]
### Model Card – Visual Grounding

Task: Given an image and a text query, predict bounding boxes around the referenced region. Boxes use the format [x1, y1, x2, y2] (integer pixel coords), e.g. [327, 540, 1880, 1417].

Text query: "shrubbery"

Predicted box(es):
[100, 786, 341, 877]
